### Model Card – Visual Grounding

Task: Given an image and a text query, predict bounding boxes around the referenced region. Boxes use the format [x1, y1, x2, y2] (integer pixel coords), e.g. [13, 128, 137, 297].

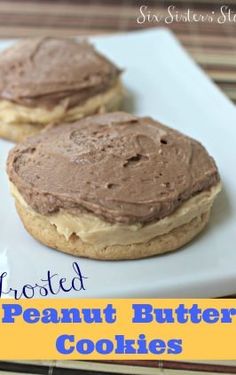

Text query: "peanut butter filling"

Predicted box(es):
[10, 182, 221, 247]
[0, 80, 122, 126]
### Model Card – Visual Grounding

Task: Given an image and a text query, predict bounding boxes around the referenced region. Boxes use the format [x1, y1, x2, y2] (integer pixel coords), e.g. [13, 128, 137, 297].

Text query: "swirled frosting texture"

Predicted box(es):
[7, 112, 220, 224]
[0, 37, 120, 108]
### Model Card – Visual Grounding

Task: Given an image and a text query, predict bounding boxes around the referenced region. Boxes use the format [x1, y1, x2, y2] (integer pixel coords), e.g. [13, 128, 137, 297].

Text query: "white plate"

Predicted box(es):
[1, 28, 236, 298]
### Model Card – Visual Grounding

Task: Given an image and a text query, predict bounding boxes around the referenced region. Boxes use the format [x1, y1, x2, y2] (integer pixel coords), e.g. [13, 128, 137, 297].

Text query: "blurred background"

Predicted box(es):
[0, 0, 235, 103]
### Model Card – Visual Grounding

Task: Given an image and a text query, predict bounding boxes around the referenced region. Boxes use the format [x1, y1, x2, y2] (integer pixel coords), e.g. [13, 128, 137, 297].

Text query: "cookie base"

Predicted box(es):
[0, 81, 123, 143]
[15, 199, 211, 260]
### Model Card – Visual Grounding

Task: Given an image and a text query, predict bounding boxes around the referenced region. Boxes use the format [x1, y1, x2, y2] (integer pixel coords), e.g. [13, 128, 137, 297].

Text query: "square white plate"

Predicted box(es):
[1, 28, 236, 298]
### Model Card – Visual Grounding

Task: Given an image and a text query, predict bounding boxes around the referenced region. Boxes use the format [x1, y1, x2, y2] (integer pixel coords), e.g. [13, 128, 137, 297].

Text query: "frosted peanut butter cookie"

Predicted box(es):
[7, 112, 221, 260]
[0, 37, 122, 142]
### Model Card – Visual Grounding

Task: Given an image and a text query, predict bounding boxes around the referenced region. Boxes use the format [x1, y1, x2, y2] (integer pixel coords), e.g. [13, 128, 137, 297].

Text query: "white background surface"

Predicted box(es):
[0, 28, 236, 298]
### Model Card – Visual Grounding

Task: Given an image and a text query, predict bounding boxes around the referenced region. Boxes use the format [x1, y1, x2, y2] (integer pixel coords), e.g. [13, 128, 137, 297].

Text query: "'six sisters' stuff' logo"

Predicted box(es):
[137, 5, 236, 25]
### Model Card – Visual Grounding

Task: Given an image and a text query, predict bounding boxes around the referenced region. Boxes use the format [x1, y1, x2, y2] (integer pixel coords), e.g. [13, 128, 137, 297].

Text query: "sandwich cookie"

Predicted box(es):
[7, 112, 221, 260]
[0, 37, 122, 142]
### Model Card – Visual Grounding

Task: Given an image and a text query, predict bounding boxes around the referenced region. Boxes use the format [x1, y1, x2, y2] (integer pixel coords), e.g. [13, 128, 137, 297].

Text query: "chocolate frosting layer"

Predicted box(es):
[0, 37, 120, 108]
[7, 112, 220, 224]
